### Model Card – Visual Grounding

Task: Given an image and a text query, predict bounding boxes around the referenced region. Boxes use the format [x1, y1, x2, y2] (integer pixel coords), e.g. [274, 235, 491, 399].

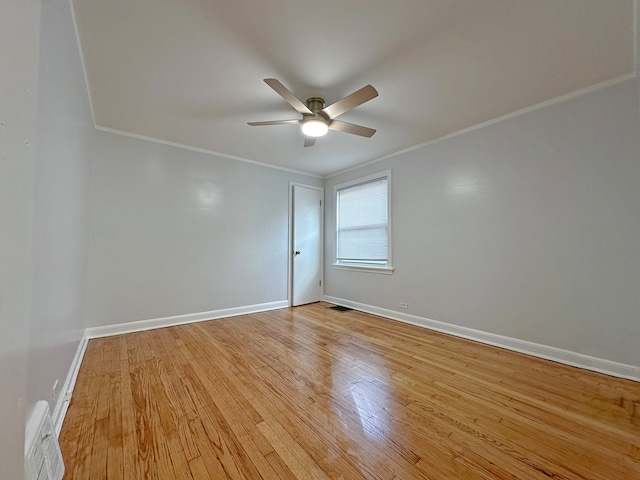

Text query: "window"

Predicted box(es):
[334, 171, 393, 273]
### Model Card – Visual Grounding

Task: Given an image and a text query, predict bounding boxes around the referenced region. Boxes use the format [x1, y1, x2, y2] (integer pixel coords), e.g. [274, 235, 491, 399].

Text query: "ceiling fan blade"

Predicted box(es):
[264, 78, 312, 115]
[328, 120, 376, 138]
[303, 136, 316, 147]
[247, 119, 301, 126]
[322, 85, 378, 120]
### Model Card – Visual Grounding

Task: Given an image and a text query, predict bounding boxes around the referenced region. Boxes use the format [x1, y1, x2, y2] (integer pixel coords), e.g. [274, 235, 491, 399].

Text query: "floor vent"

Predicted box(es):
[329, 305, 353, 312]
[25, 401, 64, 480]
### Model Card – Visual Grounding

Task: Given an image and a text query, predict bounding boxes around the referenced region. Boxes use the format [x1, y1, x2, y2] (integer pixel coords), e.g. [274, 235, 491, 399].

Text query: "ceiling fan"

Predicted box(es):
[248, 78, 378, 147]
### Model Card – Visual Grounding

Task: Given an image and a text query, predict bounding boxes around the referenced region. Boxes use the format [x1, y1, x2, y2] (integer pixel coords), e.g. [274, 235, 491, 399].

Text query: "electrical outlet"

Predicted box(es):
[51, 380, 59, 402]
[399, 302, 408, 309]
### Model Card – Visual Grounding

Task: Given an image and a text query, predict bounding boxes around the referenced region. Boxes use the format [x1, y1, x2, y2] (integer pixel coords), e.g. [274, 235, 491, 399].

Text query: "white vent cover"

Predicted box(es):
[25, 401, 65, 480]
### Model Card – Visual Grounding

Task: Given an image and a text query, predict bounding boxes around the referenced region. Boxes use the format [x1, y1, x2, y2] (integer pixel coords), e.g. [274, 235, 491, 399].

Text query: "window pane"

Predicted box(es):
[337, 176, 388, 264]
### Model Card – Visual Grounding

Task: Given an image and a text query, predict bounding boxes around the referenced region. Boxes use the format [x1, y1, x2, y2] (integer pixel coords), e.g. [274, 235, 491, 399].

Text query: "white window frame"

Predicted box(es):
[333, 170, 393, 274]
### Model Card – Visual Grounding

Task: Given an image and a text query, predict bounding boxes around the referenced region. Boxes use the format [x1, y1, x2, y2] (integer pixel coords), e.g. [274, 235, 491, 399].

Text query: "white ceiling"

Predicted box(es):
[73, 0, 635, 177]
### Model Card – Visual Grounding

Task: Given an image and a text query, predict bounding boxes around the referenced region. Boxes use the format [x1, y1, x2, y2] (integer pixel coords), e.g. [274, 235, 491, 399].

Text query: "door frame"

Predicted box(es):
[288, 182, 324, 306]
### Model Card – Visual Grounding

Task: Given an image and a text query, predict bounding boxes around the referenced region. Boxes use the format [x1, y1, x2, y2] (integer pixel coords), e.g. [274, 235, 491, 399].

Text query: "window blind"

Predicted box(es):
[336, 176, 388, 265]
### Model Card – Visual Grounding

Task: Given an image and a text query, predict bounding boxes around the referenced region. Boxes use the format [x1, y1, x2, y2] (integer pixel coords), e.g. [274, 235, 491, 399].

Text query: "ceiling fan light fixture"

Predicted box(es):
[301, 118, 328, 137]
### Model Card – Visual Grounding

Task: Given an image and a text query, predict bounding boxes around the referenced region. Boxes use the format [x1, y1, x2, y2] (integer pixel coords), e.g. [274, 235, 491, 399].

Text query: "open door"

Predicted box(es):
[291, 184, 323, 306]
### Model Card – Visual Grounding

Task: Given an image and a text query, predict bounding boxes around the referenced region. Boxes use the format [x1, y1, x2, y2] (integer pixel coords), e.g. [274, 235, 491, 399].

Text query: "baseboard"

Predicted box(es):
[324, 296, 640, 382]
[53, 330, 89, 437]
[86, 300, 290, 339]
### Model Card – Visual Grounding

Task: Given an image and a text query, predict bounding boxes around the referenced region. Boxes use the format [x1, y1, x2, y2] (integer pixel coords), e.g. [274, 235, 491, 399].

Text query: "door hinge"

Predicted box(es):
[319, 279, 322, 287]
[320, 200, 322, 207]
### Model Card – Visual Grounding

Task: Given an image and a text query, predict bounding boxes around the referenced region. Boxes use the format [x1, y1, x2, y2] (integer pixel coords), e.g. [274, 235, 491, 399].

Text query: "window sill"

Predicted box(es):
[332, 263, 394, 274]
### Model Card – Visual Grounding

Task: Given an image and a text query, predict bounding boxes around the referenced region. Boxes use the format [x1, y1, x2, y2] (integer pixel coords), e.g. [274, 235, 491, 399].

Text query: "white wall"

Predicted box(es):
[27, 0, 94, 412]
[87, 132, 321, 327]
[324, 78, 640, 368]
[0, 0, 41, 477]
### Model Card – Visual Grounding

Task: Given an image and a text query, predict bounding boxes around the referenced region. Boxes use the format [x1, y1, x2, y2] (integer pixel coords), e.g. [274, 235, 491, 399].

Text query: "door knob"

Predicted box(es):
[294, 251, 301, 256]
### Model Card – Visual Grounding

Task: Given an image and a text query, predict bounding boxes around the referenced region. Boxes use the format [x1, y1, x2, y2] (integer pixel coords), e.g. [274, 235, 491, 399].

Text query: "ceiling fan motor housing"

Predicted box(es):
[304, 98, 330, 122]
[306, 97, 325, 112]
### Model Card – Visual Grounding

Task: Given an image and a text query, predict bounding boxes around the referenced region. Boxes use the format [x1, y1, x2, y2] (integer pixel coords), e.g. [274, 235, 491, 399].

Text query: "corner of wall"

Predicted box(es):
[68, 0, 97, 128]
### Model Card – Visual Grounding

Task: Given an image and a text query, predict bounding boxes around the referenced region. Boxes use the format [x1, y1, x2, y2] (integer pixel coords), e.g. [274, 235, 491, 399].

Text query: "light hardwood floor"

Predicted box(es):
[59, 302, 640, 479]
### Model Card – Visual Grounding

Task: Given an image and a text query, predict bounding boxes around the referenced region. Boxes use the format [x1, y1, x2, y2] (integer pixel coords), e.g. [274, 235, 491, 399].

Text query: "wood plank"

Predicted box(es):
[256, 420, 331, 480]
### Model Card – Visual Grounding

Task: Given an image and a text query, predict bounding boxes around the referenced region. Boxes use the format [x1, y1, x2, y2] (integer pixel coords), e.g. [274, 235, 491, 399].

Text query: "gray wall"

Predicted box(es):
[637, 0, 640, 110]
[27, 0, 94, 412]
[324, 78, 640, 367]
[1, 0, 93, 475]
[0, 0, 41, 478]
[87, 132, 321, 327]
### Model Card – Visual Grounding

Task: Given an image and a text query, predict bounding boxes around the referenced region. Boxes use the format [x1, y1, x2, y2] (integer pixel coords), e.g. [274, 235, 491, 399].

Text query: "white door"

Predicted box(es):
[292, 184, 323, 306]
